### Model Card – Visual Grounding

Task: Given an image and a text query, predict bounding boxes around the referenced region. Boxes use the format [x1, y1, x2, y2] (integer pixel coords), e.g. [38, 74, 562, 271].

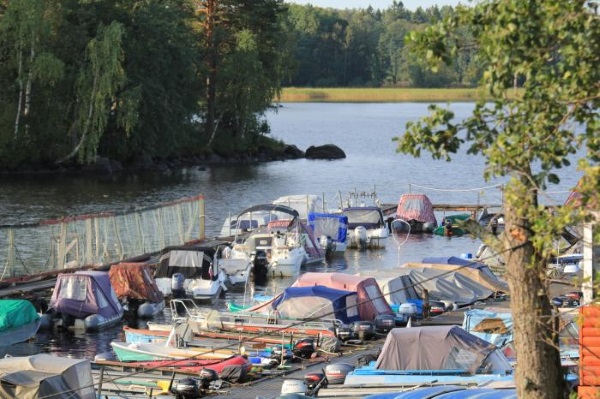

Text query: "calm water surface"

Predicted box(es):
[0, 102, 582, 359]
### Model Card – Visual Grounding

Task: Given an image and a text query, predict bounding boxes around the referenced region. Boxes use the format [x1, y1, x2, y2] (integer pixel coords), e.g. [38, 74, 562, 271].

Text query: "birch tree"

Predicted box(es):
[0, 0, 63, 139]
[58, 22, 125, 164]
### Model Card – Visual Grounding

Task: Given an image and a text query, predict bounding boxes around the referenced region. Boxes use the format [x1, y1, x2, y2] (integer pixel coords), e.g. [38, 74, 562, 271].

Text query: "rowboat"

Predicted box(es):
[110, 340, 238, 362]
[100, 355, 253, 375]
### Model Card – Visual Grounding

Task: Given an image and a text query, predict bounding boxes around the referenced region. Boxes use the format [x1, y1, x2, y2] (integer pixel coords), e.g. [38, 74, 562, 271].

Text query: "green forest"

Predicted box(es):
[0, 0, 479, 171]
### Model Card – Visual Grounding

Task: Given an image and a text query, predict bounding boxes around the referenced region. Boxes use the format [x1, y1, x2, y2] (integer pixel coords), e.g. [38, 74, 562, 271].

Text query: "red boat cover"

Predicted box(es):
[109, 262, 164, 303]
[395, 194, 437, 224]
[292, 272, 393, 321]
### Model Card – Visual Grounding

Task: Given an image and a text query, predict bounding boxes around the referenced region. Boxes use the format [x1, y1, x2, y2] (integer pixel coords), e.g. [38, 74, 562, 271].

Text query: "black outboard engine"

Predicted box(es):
[252, 250, 269, 285]
[198, 368, 218, 389]
[351, 320, 375, 341]
[324, 363, 355, 385]
[293, 338, 316, 359]
[171, 378, 201, 399]
[171, 273, 186, 298]
[374, 314, 396, 334]
[60, 313, 75, 330]
[335, 324, 354, 341]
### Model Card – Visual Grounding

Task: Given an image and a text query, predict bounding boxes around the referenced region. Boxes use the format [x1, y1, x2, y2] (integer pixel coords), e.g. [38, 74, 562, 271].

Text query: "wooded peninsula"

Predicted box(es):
[0, 1, 484, 172]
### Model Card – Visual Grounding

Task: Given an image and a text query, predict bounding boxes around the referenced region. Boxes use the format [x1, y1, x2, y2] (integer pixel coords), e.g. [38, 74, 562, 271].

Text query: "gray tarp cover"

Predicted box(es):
[0, 354, 95, 399]
[396, 267, 482, 306]
[375, 326, 495, 374]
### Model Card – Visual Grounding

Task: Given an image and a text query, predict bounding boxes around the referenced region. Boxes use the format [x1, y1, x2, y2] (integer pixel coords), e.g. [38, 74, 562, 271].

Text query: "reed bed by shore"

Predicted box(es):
[277, 87, 493, 103]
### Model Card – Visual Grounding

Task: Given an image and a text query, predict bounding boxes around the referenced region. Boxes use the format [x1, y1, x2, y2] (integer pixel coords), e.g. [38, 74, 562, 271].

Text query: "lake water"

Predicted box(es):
[0, 102, 582, 359]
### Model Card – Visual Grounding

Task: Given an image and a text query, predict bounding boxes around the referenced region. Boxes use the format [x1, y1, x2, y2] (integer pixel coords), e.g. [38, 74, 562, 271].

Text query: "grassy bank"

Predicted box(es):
[277, 87, 492, 103]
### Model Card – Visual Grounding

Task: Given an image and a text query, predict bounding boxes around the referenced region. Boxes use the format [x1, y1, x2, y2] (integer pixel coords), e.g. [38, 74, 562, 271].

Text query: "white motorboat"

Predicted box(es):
[226, 204, 324, 278]
[217, 245, 252, 290]
[307, 212, 349, 255]
[219, 209, 276, 238]
[154, 245, 228, 303]
[342, 206, 389, 249]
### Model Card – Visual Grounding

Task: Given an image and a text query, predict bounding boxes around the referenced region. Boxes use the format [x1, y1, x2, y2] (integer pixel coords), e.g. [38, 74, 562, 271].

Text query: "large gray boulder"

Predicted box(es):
[305, 144, 346, 160]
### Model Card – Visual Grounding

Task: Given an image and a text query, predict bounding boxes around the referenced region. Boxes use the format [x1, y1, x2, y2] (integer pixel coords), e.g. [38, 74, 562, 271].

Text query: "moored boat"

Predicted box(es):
[342, 206, 389, 249]
[47, 270, 124, 332]
[110, 340, 239, 362]
[391, 193, 437, 234]
[0, 354, 95, 398]
[343, 325, 514, 387]
[0, 299, 41, 347]
[226, 204, 324, 278]
[154, 245, 228, 302]
[101, 355, 253, 376]
[307, 212, 349, 255]
[109, 261, 165, 318]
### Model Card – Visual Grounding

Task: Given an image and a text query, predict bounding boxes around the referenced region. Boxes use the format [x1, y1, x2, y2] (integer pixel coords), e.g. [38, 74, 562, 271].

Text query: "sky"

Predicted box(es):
[286, 0, 466, 11]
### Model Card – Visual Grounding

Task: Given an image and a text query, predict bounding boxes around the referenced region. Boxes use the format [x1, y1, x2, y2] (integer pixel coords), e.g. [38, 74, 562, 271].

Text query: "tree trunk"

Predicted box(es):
[14, 41, 24, 139]
[204, 0, 217, 145]
[502, 179, 568, 399]
[56, 73, 98, 164]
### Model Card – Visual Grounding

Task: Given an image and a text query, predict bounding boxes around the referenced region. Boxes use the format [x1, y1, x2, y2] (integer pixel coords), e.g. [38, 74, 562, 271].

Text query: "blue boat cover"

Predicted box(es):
[308, 212, 348, 243]
[271, 286, 361, 324]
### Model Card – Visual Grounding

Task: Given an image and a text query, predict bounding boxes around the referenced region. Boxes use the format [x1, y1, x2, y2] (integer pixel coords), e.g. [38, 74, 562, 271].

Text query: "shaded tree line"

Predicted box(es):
[0, 0, 289, 170]
[284, 1, 481, 88]
[0, 0, 475, 171]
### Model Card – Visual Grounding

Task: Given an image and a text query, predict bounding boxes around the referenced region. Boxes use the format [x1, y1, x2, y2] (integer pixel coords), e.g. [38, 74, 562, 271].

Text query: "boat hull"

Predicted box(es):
[0, 319, 41, 347]
[110, 341, 236, 362]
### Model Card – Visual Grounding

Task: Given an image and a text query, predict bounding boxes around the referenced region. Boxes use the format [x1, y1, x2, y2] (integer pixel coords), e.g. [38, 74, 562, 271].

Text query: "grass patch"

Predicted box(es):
[277, 87, 495, 103]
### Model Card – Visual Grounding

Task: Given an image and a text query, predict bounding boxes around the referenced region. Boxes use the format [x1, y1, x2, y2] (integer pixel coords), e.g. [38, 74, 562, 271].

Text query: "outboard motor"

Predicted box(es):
[335, 325, 354, 341]
[280, 379, 308, 395]
[252, 250, 269, 285]
[354, 226, 368, 250]
[171, 273, 185, 298]
[351, 320, 375, 341]
[60, 313, 75, 330]
[304, 371, 328, 395]
[171, 377, 201, 399]
[324, 363, 355, 385]
[198, 368, 218, 389]
[293, 338, 316, 359]
[319, 235, 334, 257]
[374, 314, 396, 334]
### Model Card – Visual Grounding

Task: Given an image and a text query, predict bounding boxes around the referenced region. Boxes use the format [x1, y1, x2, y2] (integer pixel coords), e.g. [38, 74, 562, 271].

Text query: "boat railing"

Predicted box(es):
[169, 298, 210, 323]
[218, 310, 343, 330]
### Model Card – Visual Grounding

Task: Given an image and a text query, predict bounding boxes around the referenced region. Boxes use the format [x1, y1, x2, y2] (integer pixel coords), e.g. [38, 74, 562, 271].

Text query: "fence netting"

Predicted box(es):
[0, 195, 205, 279]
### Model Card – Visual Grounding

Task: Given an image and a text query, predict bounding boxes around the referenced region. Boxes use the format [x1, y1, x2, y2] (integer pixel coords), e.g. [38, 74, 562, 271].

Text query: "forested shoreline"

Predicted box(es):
[0, 1, 478, 173]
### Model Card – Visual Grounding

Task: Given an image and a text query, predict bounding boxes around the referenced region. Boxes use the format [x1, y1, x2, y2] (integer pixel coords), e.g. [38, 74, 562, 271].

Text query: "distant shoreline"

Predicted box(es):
[277, 87, 492, 103]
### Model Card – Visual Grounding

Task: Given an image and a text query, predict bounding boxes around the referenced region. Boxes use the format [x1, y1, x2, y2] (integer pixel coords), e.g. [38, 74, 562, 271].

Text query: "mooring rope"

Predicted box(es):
[409, 183, 504, 192]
